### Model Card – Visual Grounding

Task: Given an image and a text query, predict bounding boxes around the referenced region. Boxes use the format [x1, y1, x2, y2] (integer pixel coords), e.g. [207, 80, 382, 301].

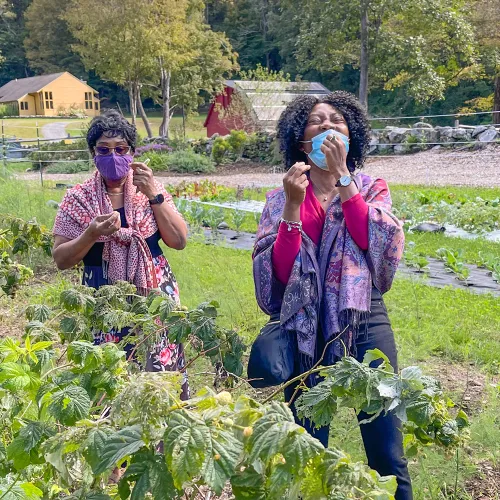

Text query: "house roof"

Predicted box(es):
[0, 72, 96, 103]
[206, 80, 331, 132]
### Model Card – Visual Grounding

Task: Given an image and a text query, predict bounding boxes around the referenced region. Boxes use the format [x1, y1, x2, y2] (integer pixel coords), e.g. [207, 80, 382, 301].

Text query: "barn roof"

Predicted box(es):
[0, 72, 96, 103]
[220, 80, 331, 131]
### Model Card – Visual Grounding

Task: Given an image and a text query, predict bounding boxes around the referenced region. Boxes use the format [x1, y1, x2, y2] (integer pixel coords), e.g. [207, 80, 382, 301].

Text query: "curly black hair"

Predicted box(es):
[276, 90, 370, 172]
[86, 110, 137, 153]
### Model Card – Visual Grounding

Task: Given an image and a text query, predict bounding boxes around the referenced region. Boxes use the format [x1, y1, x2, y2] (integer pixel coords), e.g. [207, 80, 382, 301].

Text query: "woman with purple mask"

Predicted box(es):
[52, 111, 189, 397]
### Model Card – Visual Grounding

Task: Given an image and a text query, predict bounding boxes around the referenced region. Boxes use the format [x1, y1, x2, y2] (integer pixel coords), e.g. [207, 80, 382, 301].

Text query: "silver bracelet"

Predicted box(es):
[279, 218, 302, 232]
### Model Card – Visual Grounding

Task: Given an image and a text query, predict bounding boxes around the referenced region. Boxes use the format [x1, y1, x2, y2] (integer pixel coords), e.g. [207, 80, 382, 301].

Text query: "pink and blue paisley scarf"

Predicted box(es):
[253, 174, 404, 371]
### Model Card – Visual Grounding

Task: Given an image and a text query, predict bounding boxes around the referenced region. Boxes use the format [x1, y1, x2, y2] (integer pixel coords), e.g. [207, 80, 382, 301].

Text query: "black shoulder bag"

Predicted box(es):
[247, 313, 296, 388]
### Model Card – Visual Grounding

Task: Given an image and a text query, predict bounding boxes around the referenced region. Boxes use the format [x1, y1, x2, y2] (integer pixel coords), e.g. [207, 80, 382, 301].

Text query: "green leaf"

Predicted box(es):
[164, 410, 210, 488]
[0, 362, 36, 391]
[363, 348, 394, 372]
[148, 296, 164, 315]
[83, 428, 113, 472]
[6, 437, 32, 470]
[25, 304, 51, 323]
[405, 399, 435, 427]
[268, 463, 293, 498]
[295, 380, 337, 428]
[60, 288, 91, 312]
[248, 402, 295, 465]
[94, 425, 145, 475]
[120, 452, 177, 500]
[49, 385, 91, 425]
[202, 426, 243, 495]
[68, 342, 103, 371]
[17, 421, 50, 453]
[231, 465, 266, 500]
[0, 481, 43, 500]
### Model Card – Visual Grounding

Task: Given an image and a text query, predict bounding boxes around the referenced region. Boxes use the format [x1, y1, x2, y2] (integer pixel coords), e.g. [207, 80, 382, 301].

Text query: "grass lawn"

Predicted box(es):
[1, 112, 207, 141]
[1, 117, 89, 141]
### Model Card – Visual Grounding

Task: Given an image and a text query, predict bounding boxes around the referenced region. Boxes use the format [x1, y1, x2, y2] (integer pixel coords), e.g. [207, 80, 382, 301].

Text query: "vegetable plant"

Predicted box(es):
[436, 248, 470, 281]
[0, 279, 470, 499]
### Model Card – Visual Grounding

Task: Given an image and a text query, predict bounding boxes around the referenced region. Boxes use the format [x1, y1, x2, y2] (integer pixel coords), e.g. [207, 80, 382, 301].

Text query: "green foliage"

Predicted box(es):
[238, 63, 290, 82]
[28, 139, 90, 171]
[135, 151, 170, 172]
[167, 149, 215, 174]
[295, 351, 469, 453]
[436, 247, 471, 281]
[227, 129, 248, 157]
[404, 242, 430, 272]
[0, 215, 53, 296]
[211, 136, 230, 164]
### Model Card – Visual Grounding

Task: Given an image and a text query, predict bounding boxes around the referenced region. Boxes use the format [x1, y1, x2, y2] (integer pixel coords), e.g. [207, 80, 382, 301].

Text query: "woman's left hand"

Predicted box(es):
[131, 162, 157, 199]
[320, 135, 350, 179]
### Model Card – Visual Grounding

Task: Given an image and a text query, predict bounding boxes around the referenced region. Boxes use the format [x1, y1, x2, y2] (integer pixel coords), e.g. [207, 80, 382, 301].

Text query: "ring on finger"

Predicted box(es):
[329, 135, 336, 142]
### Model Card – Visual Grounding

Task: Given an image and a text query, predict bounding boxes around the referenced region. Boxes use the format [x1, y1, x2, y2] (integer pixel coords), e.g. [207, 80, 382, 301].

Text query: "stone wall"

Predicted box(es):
[370, 123, 499, 155]
[143, 123, 499, 162]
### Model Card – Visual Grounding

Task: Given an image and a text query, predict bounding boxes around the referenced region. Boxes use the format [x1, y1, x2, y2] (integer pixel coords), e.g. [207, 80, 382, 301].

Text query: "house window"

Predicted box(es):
[20, 102, 28, 110]
[85, 92, 93, 110]
[39, 93, 44, 110]
[95, 101, 99, 111]
[45, 91, 53, 109]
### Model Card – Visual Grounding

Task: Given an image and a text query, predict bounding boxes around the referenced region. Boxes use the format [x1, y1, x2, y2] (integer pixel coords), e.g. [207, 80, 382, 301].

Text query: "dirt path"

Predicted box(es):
[16, 146, 500, 187]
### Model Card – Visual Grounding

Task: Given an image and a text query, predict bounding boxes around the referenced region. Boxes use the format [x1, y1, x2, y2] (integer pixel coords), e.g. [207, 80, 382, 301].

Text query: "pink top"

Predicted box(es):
[272, 183, 369, 284]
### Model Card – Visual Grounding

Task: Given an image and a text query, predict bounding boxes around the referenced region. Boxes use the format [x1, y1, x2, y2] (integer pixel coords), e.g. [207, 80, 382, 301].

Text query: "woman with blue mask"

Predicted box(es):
[252, 91, 412, 499]
[52, 110, 190, 399]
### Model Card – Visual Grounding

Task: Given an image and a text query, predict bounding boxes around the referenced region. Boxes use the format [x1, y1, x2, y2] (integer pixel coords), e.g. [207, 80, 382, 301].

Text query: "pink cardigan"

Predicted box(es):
[272, 182, 369, 284]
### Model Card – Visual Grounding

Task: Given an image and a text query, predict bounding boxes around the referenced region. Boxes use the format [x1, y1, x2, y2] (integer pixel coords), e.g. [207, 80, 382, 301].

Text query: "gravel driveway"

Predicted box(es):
[41, 122, 70, 141]
[16, 146, 500, 188]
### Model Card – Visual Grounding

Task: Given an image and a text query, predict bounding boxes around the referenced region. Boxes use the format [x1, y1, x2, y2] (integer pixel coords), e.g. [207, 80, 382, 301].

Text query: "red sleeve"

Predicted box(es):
[272, 222, 302, 284]
[342, 193, 369, 250]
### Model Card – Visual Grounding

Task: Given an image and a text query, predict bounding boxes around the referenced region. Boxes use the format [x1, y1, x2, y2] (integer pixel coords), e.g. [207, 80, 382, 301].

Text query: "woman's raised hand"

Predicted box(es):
[87, 212, 121, 240]
[283, 162, 311, 207]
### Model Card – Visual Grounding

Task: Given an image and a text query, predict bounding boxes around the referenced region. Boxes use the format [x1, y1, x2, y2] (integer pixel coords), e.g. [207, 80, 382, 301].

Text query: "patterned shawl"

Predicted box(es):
[53, 170, 167, 295]
[253, 174, 404, 370]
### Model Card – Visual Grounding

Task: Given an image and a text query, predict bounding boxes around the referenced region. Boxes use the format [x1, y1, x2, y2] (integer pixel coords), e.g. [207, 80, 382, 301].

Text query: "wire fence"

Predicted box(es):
[1, 111, 499, 185]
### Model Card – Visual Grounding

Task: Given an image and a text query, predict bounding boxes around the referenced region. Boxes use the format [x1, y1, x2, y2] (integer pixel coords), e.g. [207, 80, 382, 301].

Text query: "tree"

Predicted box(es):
[64, 0, 157, 134]
[282, 0, 479, 110]
[471, 0, 500, 124]
[0, 0, 32, 86]
[145, 0, 237, 138]
[24, 0, 85, 76]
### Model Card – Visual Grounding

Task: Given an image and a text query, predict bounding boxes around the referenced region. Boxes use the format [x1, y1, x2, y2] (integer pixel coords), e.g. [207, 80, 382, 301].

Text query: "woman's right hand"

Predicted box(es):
[283, 162, 311, 207]
[86, 212, 121, 240]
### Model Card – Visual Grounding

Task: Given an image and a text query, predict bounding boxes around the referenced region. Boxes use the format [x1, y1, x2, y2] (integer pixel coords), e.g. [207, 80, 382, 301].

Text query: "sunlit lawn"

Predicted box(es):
[0, 112, 207, 142]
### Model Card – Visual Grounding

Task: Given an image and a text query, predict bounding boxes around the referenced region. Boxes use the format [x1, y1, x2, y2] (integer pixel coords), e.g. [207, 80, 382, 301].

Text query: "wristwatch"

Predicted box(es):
[149, 193, 165, 205]
[335, 175, 353, 188]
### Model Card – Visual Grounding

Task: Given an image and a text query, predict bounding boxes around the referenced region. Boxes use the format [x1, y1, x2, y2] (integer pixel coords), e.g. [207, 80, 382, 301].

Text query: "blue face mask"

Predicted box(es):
[302, 129, 350, 170]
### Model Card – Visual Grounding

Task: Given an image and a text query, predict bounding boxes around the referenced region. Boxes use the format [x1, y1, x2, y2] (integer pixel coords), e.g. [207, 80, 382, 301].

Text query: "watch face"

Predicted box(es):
[157, 193, 165, 203]
[340, 175, 352, 187]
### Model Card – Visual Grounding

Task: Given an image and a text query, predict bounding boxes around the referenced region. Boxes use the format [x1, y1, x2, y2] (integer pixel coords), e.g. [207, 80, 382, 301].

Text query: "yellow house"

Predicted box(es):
[0, 72, 100, 117]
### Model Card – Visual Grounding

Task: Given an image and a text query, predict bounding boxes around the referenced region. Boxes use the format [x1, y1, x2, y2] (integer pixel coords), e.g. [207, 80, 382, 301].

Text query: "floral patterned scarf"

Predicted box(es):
[253, 174, 404, 371]
[53, 170, 165, 294]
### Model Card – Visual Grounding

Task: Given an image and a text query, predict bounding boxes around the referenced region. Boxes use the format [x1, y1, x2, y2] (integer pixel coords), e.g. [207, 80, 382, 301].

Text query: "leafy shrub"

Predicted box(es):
[0, 104, 9, 118]
[135, 151, 170, 171]
[211, 136, 230, 164]
[45, 160, 92, 174]
[227, 129, 248, 157]
[134, 143, 172, 157]
[168, 149, 215, 173]
[28, 138, 89, 170]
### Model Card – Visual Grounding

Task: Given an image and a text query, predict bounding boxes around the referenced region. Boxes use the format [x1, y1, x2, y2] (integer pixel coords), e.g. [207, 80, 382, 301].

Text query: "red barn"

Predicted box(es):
[204, 80, 330, 137]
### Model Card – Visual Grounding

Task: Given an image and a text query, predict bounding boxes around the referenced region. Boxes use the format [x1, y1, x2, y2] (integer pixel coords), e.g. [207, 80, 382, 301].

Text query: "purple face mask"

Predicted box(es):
[94, 154, 133, 181]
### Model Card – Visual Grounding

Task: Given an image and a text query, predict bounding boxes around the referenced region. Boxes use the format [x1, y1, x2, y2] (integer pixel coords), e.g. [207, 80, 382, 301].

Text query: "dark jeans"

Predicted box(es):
[284, 288, 413, 500]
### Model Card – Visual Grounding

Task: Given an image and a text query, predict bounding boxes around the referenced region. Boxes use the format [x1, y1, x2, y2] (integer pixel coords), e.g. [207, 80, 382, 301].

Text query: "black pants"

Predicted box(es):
[284, 288, 413, 500]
